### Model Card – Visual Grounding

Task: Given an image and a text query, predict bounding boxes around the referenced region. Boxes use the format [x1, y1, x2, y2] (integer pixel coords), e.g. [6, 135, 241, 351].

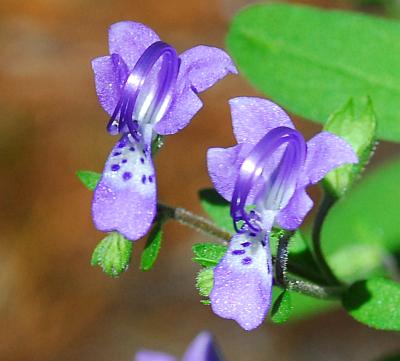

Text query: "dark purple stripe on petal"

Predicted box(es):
[123, 172, 132, 181]
[242, 257, 252, 265]
[232, 249, 245, 255]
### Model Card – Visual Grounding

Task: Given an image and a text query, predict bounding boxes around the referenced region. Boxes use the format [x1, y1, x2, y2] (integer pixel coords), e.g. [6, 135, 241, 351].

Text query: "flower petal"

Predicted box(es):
[302, 131, 358, 185]
[181, 332, 223, 361]
[154, 46, 236, 135]
[154, 86, 203, 135]
[178, 45, 237, 93]
[92, 54, 129, 116]
[210, 232, 272, 331]
[275, 187, 313, 230]
[108, 21, 160, 69]
[207, 145, 243, 202]
[92, 137, 156, 241]
[230, 97, 294, 145]
[207, 143, 286, 204]
[135, 350, 177, 361]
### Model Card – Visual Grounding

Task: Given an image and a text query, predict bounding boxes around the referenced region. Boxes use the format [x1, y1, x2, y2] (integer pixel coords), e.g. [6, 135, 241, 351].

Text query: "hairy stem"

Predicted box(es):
[312, 193, 341, 285]
[274, 231, 343, 299]
[275, 231, 294, 286]
[158, 203, 231, 243]
[159, 202, 345, 299]
[285, 279, 343, 299]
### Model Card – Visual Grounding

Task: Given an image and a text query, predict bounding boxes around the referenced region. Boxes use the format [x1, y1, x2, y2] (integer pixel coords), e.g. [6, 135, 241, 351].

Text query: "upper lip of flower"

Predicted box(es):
[231, 126, 306, 233]
[91, 21, 237, 242]
[107, 41, 180, 144]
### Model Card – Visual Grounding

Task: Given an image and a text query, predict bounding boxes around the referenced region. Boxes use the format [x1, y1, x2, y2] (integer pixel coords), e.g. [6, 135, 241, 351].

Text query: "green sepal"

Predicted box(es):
[140, 222, 163, 271]
[323, 98, 377, 197]
[343, 277, 400, 331]
[270, 290, 293, 324]
[91, 232, 133, 277]
[196, 268, 214, 298]
[198, 188, 235, 233]
[151, 135, 165, 155]
[192, 242, 227, 267]
[76, 170, 101, 191]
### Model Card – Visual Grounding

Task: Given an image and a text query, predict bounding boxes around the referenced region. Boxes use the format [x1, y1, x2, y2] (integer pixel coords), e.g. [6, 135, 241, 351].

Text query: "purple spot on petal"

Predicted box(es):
[242, 257, 252, 265]
[148, 175, 154, 183]
[232, 249, 245, 255]
[141, 175, 146, 184]
[129, 147, 135, 152]
[113, 152, 121, 157]
[249, 232, 257, 237]
[261, 240, 266, 247]
[122, 172, 132, 181]
[111, 164, 120, 171]
[241, 242, 251, 248]
[140, 157, 145, 164]
[122, 159, 127, 163]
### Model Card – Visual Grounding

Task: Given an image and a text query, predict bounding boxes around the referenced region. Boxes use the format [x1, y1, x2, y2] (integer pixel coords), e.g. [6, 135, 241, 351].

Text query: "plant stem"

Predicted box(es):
[285, 279, 343, 299]
[275, 231, 293, 286]
[274, 230, 343, 299]
[158, 203, 231, 243]
[311, 193, 341, 285]
[159, 202, 344, 299]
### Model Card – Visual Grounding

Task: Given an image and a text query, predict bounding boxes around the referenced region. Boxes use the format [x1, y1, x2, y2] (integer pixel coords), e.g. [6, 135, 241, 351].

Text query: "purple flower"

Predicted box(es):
[207, 97, 358, 330]
[91, 21, 237, 241]
[135, 331, 224, 361]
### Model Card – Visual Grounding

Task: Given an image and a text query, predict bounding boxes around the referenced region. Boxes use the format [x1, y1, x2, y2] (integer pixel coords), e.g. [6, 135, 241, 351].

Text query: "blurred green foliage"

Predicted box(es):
[227, 3, 400, 142]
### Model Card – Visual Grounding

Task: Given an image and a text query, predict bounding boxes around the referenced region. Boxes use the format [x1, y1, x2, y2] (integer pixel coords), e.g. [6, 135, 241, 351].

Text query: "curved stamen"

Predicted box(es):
[231, 126, 306, 233]
[107, 41, 180, 141]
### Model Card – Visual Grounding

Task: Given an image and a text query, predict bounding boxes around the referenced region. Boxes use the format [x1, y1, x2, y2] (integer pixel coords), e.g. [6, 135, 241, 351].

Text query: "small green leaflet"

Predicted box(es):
[198, 188, 235, 233]
[227, 3, 400, 142]
[196, 268, 214, 299]
[192, 242, 227, 267]
[91, 232, 133, 277]
[343, 277, 400, 331]
[76, 170, 101, 191]
[323, 98, 377, 198]
[140, 222, 163, 271]
[270, 290, 293, 324]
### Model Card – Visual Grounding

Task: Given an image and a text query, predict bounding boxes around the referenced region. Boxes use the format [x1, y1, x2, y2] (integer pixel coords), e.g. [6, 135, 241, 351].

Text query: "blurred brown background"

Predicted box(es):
[0, 0, 399, 360]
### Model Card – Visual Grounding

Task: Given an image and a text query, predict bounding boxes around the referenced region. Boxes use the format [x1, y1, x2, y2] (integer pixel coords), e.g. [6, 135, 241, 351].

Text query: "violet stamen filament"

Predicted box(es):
[231, 126, 306, 233]
[107, 41, 180, 143]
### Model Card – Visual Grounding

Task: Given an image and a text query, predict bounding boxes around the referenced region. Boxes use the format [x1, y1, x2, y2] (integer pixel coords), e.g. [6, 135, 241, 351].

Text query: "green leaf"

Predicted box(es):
[376, 353, 400, 361]
[151, 135, 164, 155]
[76, 170, 101, 191]
[324, 98, 377, 197]
[343, 277, 400, 331]
[287, 290, 338, 320]
[140, 222, 163, 271]
[270, 290, 293, 324]
[192, 242, 227, 267]
[227, 3, 400, 142]
[198, 188, 234, 233]
[196, 268, 214, 298]
[91, 232, 133, 277]
[322, 158, 400, 283]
